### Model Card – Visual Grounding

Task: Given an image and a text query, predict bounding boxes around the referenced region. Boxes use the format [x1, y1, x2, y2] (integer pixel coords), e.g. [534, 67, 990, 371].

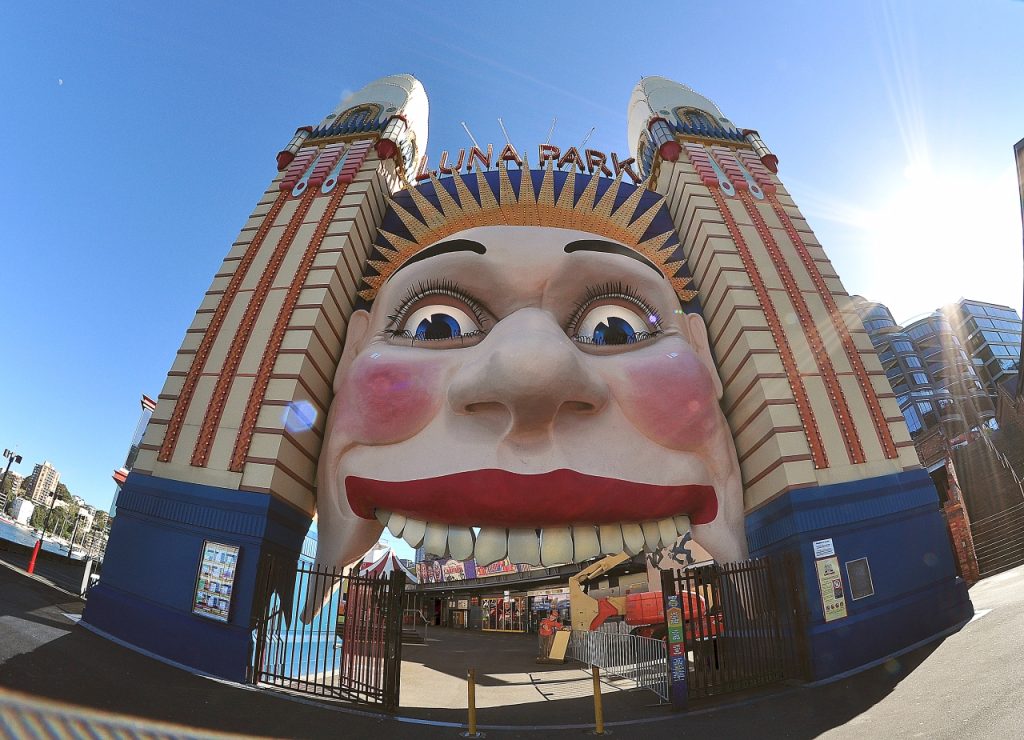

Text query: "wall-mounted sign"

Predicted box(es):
[813, 538, 835, 559]
[846, 558, 875, 600]
[457, 599, 469, 610]
[193, 541, 239, 623]
[815, 556, 848, 623]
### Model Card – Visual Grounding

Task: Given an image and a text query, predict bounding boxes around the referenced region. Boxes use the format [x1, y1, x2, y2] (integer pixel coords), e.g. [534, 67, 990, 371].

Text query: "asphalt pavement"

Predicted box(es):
[1, 558, 1022, 739]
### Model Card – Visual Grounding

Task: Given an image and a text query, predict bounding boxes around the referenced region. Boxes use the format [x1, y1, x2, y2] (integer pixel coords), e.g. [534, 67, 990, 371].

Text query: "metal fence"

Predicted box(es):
[251, 556, 405, 711]
[663, 555, 809, 699]
[568, 629, 669, 701]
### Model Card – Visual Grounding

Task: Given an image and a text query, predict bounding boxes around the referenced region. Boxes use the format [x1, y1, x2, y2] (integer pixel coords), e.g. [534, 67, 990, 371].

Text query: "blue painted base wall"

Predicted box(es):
[83, 473, 311, 682]
[746, 468, 973, 680]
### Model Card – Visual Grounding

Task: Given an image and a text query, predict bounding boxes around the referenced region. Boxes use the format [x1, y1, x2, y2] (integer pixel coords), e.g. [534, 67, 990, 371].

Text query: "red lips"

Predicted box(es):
[346, 469, 717, 527]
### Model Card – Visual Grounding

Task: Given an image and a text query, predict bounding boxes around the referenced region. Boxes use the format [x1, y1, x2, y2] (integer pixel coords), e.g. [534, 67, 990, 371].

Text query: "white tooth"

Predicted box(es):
[402, 518, 426, 549]
[387, 513, 407, 538]
[621, 523, 645, 555]
[474, 528, 508, 566]
[423, 522, 449, 558]
[448, 527, 475, 560]
[375, 509, 391, 527]
[658, 517, 677, 547]
[674, 515, 692, 536]
[540, 527, 574, 566]
[572, 526, 601, 561]
[599, 524, 624, 555]
[641, 521, 662, 551]
[507, 528, 541, 566]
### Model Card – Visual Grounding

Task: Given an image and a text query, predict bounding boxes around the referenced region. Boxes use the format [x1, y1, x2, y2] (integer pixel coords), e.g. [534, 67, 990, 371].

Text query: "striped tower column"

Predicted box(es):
[85, 75, 429, 682]
[627, 77, 970, 681]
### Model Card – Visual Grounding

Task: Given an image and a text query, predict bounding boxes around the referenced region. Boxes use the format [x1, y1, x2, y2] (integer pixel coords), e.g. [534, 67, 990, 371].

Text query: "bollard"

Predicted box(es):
[27, 539, 42, 575]
[592, 664, 605, 735]
[465, 667, 478, 737]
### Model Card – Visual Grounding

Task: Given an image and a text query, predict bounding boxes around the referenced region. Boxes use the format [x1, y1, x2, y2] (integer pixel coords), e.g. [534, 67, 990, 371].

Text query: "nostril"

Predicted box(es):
[562, 401, 597, 414]
[464, 401, 505, 414]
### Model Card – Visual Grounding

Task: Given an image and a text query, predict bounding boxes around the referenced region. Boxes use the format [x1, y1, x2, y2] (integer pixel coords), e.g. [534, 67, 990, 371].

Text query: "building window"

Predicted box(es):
[911, 372, 929, 385]
[904, 356, 922, 368]
[893, 341, 914, 352]
[675, 107, 717, 130]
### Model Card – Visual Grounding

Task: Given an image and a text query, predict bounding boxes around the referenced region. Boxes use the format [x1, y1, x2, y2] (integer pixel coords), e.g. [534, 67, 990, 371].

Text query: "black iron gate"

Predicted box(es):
[251, 554, 405, 711]
[661, 554, 809, 699]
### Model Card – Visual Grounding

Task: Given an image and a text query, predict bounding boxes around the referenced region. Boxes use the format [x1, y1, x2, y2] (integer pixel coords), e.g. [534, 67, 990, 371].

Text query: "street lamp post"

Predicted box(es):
[27, 486, 60, 575]
[66, 514, 83, 559]
[0, 448, 23, 513]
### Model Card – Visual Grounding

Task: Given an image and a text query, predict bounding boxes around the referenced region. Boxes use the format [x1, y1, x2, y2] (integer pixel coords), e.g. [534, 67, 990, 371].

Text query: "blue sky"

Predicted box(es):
[1, 1, 1021, 524]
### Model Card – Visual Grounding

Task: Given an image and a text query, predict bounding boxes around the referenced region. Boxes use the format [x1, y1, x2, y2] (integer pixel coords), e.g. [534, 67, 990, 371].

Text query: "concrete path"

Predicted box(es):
[1, 559, 1022, 738]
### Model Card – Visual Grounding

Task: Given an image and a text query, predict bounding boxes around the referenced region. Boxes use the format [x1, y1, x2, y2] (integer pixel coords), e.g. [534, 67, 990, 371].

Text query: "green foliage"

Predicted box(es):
[55, 482, 73, 503]
[92, 510, 109, 532]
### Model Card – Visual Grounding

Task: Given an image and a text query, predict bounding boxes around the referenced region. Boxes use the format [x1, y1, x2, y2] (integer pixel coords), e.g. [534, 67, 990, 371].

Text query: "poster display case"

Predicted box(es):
[193, 541, 240, 622]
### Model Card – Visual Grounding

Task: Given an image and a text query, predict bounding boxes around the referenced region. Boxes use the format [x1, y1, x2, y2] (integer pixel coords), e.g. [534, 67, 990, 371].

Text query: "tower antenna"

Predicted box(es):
[579, 127, 595, 150]
[497, 117, 513, 146]
[545, 117, 557, 145]
[460, 121, 481, 150]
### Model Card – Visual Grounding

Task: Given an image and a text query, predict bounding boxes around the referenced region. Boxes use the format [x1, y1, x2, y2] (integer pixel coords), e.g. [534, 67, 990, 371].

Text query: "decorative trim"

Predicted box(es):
[706, 183, 829, 469]
[228, 144, 374, 473]
[158, 191, 288, 463]
[736, 187, 866, 466]
[191, 188, 318, 467]
[767, 192, 899, 460]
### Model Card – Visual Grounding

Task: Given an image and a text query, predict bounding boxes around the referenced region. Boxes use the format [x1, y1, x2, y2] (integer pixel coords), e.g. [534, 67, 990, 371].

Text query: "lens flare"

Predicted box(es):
[283, 400, 317, 433]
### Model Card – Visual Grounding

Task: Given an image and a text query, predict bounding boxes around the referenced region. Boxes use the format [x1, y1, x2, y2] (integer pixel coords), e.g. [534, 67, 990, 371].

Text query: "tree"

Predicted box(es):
[92, 510, 109, 533]
[54, 483, 73, 504]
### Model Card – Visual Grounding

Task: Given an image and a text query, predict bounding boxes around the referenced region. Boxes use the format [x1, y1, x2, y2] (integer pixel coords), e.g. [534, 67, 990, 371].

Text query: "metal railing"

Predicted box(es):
[251, 556, 405, 711]
[568, 629, 669, 702]
[664, 555, 809, 699]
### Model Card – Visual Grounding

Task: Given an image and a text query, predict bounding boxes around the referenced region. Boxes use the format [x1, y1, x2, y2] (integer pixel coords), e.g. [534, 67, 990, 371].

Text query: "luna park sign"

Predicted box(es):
[415, 143, 642, 184]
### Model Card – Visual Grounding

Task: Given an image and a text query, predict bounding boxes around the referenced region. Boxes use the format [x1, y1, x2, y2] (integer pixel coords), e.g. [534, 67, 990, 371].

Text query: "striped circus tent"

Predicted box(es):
[357, 542, 417, 583]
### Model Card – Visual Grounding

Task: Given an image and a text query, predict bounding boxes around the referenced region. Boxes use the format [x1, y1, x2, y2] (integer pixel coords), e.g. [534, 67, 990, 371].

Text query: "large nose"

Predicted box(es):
[448, 308, 608, 435]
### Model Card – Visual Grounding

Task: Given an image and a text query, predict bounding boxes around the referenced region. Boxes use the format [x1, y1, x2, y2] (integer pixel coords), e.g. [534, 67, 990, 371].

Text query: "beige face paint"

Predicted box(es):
[314, 226, 746, 577]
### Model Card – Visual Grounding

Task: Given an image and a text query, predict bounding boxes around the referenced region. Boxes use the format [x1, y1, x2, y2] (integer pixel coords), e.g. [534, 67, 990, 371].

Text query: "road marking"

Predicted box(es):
[62, 613, 82, 623]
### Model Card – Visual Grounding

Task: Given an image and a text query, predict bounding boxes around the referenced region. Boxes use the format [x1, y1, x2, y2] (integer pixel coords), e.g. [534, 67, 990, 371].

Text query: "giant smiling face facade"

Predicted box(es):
[314, 169, 747, 574]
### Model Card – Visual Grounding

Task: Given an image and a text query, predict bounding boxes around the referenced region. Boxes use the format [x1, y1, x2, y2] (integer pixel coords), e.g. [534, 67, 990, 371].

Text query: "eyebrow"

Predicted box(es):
[563, 239, 662, 275]
[393, 238, 486, 274]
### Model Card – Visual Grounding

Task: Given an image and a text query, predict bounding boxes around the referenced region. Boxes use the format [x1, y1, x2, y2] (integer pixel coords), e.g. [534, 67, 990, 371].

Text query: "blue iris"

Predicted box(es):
[593, 316, 636, 345]
[415, 313, 462, 340]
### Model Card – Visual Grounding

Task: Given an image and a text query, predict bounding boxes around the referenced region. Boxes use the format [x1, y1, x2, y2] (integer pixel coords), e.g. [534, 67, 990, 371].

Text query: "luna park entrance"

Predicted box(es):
[250, 555, 405, 711]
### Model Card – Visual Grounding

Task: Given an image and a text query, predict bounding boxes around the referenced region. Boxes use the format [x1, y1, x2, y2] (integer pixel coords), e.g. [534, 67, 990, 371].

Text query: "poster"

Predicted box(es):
[815, 556, 848, 622]
[474, 558, 518, 577]
[193, 541, 240, 622]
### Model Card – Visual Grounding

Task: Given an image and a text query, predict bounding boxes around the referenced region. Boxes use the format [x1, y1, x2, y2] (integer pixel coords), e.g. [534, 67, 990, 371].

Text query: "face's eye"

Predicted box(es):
[386, 280, 490, 347]
[569, 284, 663, 348]
[575, 305, 657, 345]
[401, 304, 480, 340]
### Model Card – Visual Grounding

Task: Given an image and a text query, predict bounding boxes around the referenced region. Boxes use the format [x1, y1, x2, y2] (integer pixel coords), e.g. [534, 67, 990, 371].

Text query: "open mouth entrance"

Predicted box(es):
[346, 468, 717, 567]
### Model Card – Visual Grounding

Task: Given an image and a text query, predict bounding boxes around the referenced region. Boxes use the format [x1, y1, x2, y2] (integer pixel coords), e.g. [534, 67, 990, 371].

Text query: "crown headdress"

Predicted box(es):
[358, 161, 697, 303]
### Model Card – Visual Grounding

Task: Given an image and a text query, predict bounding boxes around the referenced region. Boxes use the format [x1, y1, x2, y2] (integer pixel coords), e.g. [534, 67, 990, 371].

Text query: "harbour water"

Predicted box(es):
[0, 518, 79, 557]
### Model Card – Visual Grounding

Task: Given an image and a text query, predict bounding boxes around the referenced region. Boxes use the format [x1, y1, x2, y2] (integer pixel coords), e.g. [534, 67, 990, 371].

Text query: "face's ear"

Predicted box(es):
[683, 313, 723, 400]
[333, 310, 372, 393]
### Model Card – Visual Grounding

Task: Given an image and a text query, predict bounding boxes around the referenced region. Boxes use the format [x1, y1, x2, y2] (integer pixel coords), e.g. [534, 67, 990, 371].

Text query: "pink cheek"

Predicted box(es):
[333, 355, 444, 443]
[615, 349, 721, 449]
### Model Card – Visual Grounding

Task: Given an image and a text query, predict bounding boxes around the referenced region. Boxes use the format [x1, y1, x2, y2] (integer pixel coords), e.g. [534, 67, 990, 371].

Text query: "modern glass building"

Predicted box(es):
[946, 299, 1021, 404]
[852, 297, 993, 438]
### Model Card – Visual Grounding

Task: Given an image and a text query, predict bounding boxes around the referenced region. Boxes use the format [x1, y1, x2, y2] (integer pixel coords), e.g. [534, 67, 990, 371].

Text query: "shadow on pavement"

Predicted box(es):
[0, 566, 952, 738]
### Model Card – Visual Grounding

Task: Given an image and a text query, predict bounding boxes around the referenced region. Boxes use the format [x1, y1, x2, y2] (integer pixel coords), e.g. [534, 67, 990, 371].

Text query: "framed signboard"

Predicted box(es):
[193, 540, 240, 622]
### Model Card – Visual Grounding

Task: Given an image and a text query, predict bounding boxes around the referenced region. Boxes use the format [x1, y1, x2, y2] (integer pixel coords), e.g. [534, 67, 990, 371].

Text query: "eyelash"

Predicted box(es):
[566, 282, 664, 339]
[382, 280, 663, 346]
[385, 279, 489, 339]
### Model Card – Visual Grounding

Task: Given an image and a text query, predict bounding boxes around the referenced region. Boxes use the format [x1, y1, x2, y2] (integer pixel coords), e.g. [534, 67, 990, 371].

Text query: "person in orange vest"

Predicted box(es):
[538, 608, 564, 658]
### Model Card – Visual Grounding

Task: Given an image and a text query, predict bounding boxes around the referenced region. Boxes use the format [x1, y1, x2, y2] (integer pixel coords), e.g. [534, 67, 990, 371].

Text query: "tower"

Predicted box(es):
[629, 77, 971, 677]
[84, 75, 429, 680]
